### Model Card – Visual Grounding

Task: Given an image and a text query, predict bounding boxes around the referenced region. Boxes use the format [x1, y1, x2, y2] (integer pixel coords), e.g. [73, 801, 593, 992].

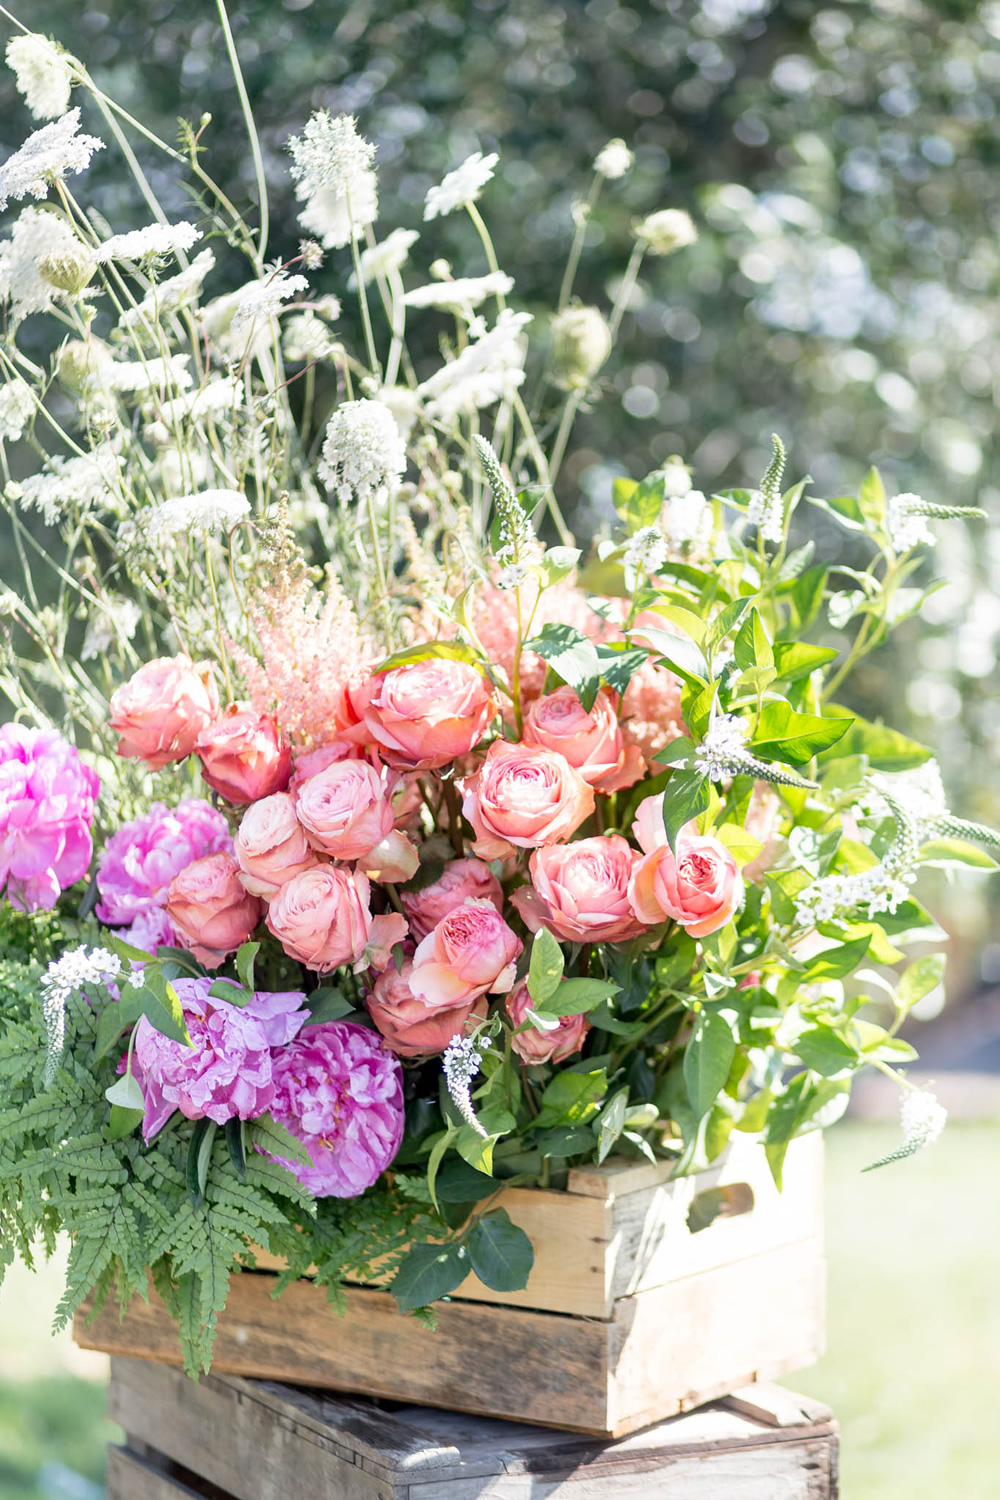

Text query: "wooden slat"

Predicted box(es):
[107, 1445, 220, 1500]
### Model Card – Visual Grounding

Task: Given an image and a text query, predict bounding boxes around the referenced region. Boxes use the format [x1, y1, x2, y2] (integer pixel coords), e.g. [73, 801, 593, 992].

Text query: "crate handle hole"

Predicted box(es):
[686, 1181, 755, 1234]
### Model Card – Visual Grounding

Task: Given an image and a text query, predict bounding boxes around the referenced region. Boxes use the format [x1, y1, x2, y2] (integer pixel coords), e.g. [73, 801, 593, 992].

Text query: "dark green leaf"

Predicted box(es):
[236, 942, 260, 994]
[661, 770, 711, 850]
[434, 1159, 496, 1203]
[94, 1002, 131, 1062]
[534, 1069, 608, 1130]
[107, 1105, 144, 1141]
[525, 623, 603, 710]
[208, 979, 251, 1006]
[303, 987, 356, 1025]
[596, 1088, 628, 1164]
[534, 1125, 598, 1157]
[225, 1118, 247, 1178]
[392, 1241, 469, 1311]
[467, 1208, 534, 1292]
[684, 1012, 735, 1120]
[120, 973, 192, 1047]
[793, 1026, 859, 1077]
[540, 978, 618, 1017]
[784, 565, 829, 632]
[186, 1118, 217, 1210]
[751, 702, 853, 764]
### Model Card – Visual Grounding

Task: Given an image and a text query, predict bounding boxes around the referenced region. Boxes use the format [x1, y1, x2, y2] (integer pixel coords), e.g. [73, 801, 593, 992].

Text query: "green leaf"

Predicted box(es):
[788, 827, 842, 878]
[208, 979, 251, 1006]
[434, 1159, 496, 1203]
[539, 546, 582, 585]
[661, 770, 712, 850]
[105, 1071, 144, 1110]
[527, 928, 564, 1007]
[594, 642, 649, 696]
[467, 1208, 534, 1292]
[94, 1002, 131, 1062]
[684, 1012, 735, 1121]
[613, 474, 665, 533]
[534, 1125, 598, 1157]
[751, 703, 854, 765]
[733, 607, 773, 670]
[225, 1118, 247, 1178]
[918, 838, 1000, 871]
[772, 642, 839, 682]
[714, 823, 764, 868]
[107, 1105, 144, 1140]
[858, 467, 887, 531]
[707, 597, 752, 651]
[805, 493, 870, 534]
[650, 603, 707, 646]
[539, 978, 618, 1017]
[302, 987, 356, 1025]
[897, 954, 946, 1013]
[785, 565, 829, 631]
[524, 623, 604, 711]
[120, 973, 192, 1047]
[186, 1119, 217, 1210]
[793, 1026, 859, 1077]
[596, 1088, 628, 1164]
[374, 640, 484, 674]
[801, 934, 872, 982]
[534, 1069, 608, 1130]
[822, 714, 932, 771]
[235, 942, 260, 994]
[392, 1241, 469, 1311]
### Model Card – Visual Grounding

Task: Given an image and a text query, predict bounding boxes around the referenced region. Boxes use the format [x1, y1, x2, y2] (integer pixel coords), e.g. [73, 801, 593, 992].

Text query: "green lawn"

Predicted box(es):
[1, 1121, 998, 1498]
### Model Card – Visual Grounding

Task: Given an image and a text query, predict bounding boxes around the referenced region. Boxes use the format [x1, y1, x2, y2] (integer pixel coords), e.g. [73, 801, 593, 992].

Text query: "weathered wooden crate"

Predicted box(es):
[105, 1357, 839, 1499]
[77, 1132, 824, 1437]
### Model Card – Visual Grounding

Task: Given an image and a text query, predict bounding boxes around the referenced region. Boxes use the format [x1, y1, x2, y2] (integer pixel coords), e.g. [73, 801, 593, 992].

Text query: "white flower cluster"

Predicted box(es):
[862, 760, 948, 832]
[282, 311, 336, 363]
[0, 206, 89, 320]
[0, 379, 34, 441]
[442, 1033, 491, 1135]
[288, 111, 378, 250]
[355, 228, 419, 286]
[41, 945, 122, 1086]
[230, 267, 309, 335]
[665, 489, 712, 551]
[887, 492, 936, 553]
[120, 248, 216, 330]
[0, 108, 103, 213]
[318, 398, 407, 505]
[594, 138, 633, 179]
[624, 524, 668, 580]
[6, 34, 73, 121]
[900, 1087, 948, 1151]
[634, 208, 697, 256]
[404, 271, 513, 314]
[14, 443, 120, 525]
[424, 151, 499, 221]
[146, 488, 250, 542]
[794, 862, 914, 929]
[418, 308, 532, 420]
[81, 595, 141, 660]
[694, 713, 751, 780]
[94, 222, 201, 263]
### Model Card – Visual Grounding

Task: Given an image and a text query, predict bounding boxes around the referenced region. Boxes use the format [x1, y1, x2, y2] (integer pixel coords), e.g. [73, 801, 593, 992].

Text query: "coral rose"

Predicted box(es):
[361, 658, 497, 770]
[110, 654, 219, 769]
[460, 740, 594, 860]
[196, 703, 292, 804]
[629, 798, 743, 938]
[511, 836, 643, 943]
[266, 865, 405, 975]
[409, 897, 522, 1008]
[507, 979, 589, 1065]
[234, 792, 319, 899]
[401, 857, 504, 941]
[368, 959, 486, 1058]
[165, 853, 263, 968]
[522, 686, 643, 793]
[288, 739, 363, 790]
[295, 759, 394, 860]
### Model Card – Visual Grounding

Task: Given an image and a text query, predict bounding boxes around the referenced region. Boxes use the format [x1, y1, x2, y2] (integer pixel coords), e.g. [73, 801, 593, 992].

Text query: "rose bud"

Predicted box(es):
[357, 829, 420, 884]
[196, 703, 292, 804]
[401, 857, 504, 941]
[165, 852, 263, 969]
[110, 654, 219, 769]
[367, 959, 487, 1058]
[295, 759, 395, 861]
[266, 865, 375, 975]
[507, 978, 589, 1065]
[460, 740, 594, 860]
[511, 836, 643, 943]
[362, 658, 497, 770]
[629, 797, 743, 938]
[522, 685, 643, 793]
[234, 792, 319, 899]
[409, 897, 522, 1009]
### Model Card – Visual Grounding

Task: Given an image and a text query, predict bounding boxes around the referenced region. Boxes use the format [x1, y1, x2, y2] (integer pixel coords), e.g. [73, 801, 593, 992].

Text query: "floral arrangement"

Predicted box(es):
[0, 18, 995, 1374]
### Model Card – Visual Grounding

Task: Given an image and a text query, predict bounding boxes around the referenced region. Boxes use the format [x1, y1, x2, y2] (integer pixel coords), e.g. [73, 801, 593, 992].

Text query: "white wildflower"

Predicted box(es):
[497, 562, 532, 590]
[864, 761, 948, 830]
[377, 384, 421, 438]
[418, 308, 532, 421]
[93, 221, 201, 263]
[0, 206, 89, 320]
[230, 268, 309, 334]
[354, 227, 419, 285]
[664, 489, 713, 551]
[634, 208, 698, 256]
[887, 492, 935, 553]
[318, 398, 408, 505]
[624, 524, 668, 579]
[424, 151, 499, 221]
[900, 1087, 947, 1151]
[0, 378, 35, 441]
[404, 270, 513, 313]
[298, 172, 378, 250]
[120, 248, 216, 329]
[153, 376, 240, 427]
[282, 311, 335, 363]
[41, 945, 122, 1086]
[0, 588, 21, 615]
[0, 108, 103, 212]
[6, 34, 73, 121]
[199, 290, 273, 364]
[299, 238, 323, 270]
[287, 110, 376, 202]
[442, 1034, 490, 1136]
[747, 438, 787, 546]
[550, 305, 612, 390]
[594, 138, 633, 179]
[81, 595, 141, 660]
[100, 353, 193, 395]
[660, 456, 694, 499]
[694, 713, 751, 780]
[794, 863, 914, 929]
[17, 443, 120, 525]
[146, 488, 250, 542]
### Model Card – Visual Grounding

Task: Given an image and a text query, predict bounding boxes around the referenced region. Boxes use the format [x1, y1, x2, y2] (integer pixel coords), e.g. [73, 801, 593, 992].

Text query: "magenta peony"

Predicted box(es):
[132, 977, 307, 1141]
[96, 798, 232, 948]
[0, 723, 99, 912]
[268, 1021, 404, 1197]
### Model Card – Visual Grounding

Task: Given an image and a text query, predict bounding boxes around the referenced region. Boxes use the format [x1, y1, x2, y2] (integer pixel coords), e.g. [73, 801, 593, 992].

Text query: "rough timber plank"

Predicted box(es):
[107, 1446, 214, 1500]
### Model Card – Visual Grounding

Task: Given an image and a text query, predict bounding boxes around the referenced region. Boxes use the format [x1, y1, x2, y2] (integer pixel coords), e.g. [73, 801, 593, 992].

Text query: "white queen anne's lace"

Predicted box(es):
[0, 206, 90, 320]
[146, 488, 250, 541]
[594, 139, 633, 179]
[0, 108, 103, 212]
[424, 152, 499, 221]
[230, 268, 309, 334]
[94, 222, 201, 263]
[6, 34, 73, 121]
[287, 111, 375, 201]
[318, 399, 408, 505]
[418, 308, 532, 420]
[0, 379, 35, 441]
[404, 271, 513, 313]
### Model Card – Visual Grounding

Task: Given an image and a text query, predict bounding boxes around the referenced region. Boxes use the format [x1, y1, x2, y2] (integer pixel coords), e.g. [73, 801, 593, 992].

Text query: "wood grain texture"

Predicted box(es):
[107, 1446, 226, 1500]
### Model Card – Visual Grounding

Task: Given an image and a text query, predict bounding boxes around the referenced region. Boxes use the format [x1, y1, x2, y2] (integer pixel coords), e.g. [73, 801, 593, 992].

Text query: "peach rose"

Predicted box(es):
[110, 654, 220, 769]
[522, 686, 643, 793]
[511, 836, 643, 943]
[460, 740, 595, 860]
[368, 959, 487, 1058]
[196, 703, 292, 805]
[357, 829, 420, 884]
[165, 852, 263, 969]
[401, 858, 504, 941]
[362, 658, 497, 770]
[295, 760, 395, 861]
[409, 897, 522, 1008]
[288, 739, 363, 791]
[234, 792, 319, 899]
[266, 865, 376, 974]
[629, 800, 743, 937]
[506, 979, 589, 1065]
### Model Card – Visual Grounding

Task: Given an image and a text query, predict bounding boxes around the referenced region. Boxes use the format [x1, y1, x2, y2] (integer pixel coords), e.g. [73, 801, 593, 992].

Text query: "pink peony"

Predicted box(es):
[460, 740, 594, 860]
[368, 959, 486, 1057]
[511, 836, 643, 943]
[234, 792, 319, 899]
[109, 654, 219, 769]
[196, 703, 292, 805]
[96, 798, 231, 947]
[132, 977, 306, 1141]
[0, 723, 99, 912]
[507, 978, 589, 1065]
[401, 857, 504, 941]
[409, 897, 522, 1008]
[268, 1021, 404, 1197]
[620, 660, 685, 766]
[629, 799, 743, 938]
[165, 853, 263, 968]
[266, 865, 405, 975]
[361, 659, 497, 770]
[522, 685, 643, 793]
[295, 759, 395, 860]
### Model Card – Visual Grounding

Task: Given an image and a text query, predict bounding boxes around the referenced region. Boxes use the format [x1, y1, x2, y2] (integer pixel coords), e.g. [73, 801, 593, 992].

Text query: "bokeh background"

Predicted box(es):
[2, 1, 1000, 1495]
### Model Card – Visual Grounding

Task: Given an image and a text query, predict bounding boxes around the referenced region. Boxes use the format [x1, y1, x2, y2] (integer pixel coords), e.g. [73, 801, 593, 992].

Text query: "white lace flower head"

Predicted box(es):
[424, 152, 499, 221]
[318, 398, 408, 505]
[0, 108, 103, 212]
[6, 34, 74, 121]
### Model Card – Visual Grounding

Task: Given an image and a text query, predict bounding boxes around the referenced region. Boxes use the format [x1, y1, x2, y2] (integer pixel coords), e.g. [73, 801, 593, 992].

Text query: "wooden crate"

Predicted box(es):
[105, 1357, 839, 1499]
[76, 1132, 824, 1437]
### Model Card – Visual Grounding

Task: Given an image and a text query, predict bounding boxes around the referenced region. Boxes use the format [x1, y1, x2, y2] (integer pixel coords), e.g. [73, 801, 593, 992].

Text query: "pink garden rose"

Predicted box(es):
[511, 835, 643, 943]
[266, 864, 406, 975]
[368, 958, 486, 1057]
[196, 703, 292, 804]
[401, 857, 504, 941]
[629, 795, 743, 937]
[288, 739, 363, 790]
[460, 740, 594, 860]
[507, 978, 589, 1065]
[409, 897, 522, 1008]
[234, 792, 319, 899]
[522, 686, 643, 793]
[132, 977, 306, 1141]
[97, 798, 231, 947]
[110, 654, 219, 769]
[165, 852, 264, 968]
[268, 1021, 405, 1197]
[295, 759, 394, 860]
[356, 829, 419, 884]
[360, 658, 497, 770]
[0, 723, 99, 912]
